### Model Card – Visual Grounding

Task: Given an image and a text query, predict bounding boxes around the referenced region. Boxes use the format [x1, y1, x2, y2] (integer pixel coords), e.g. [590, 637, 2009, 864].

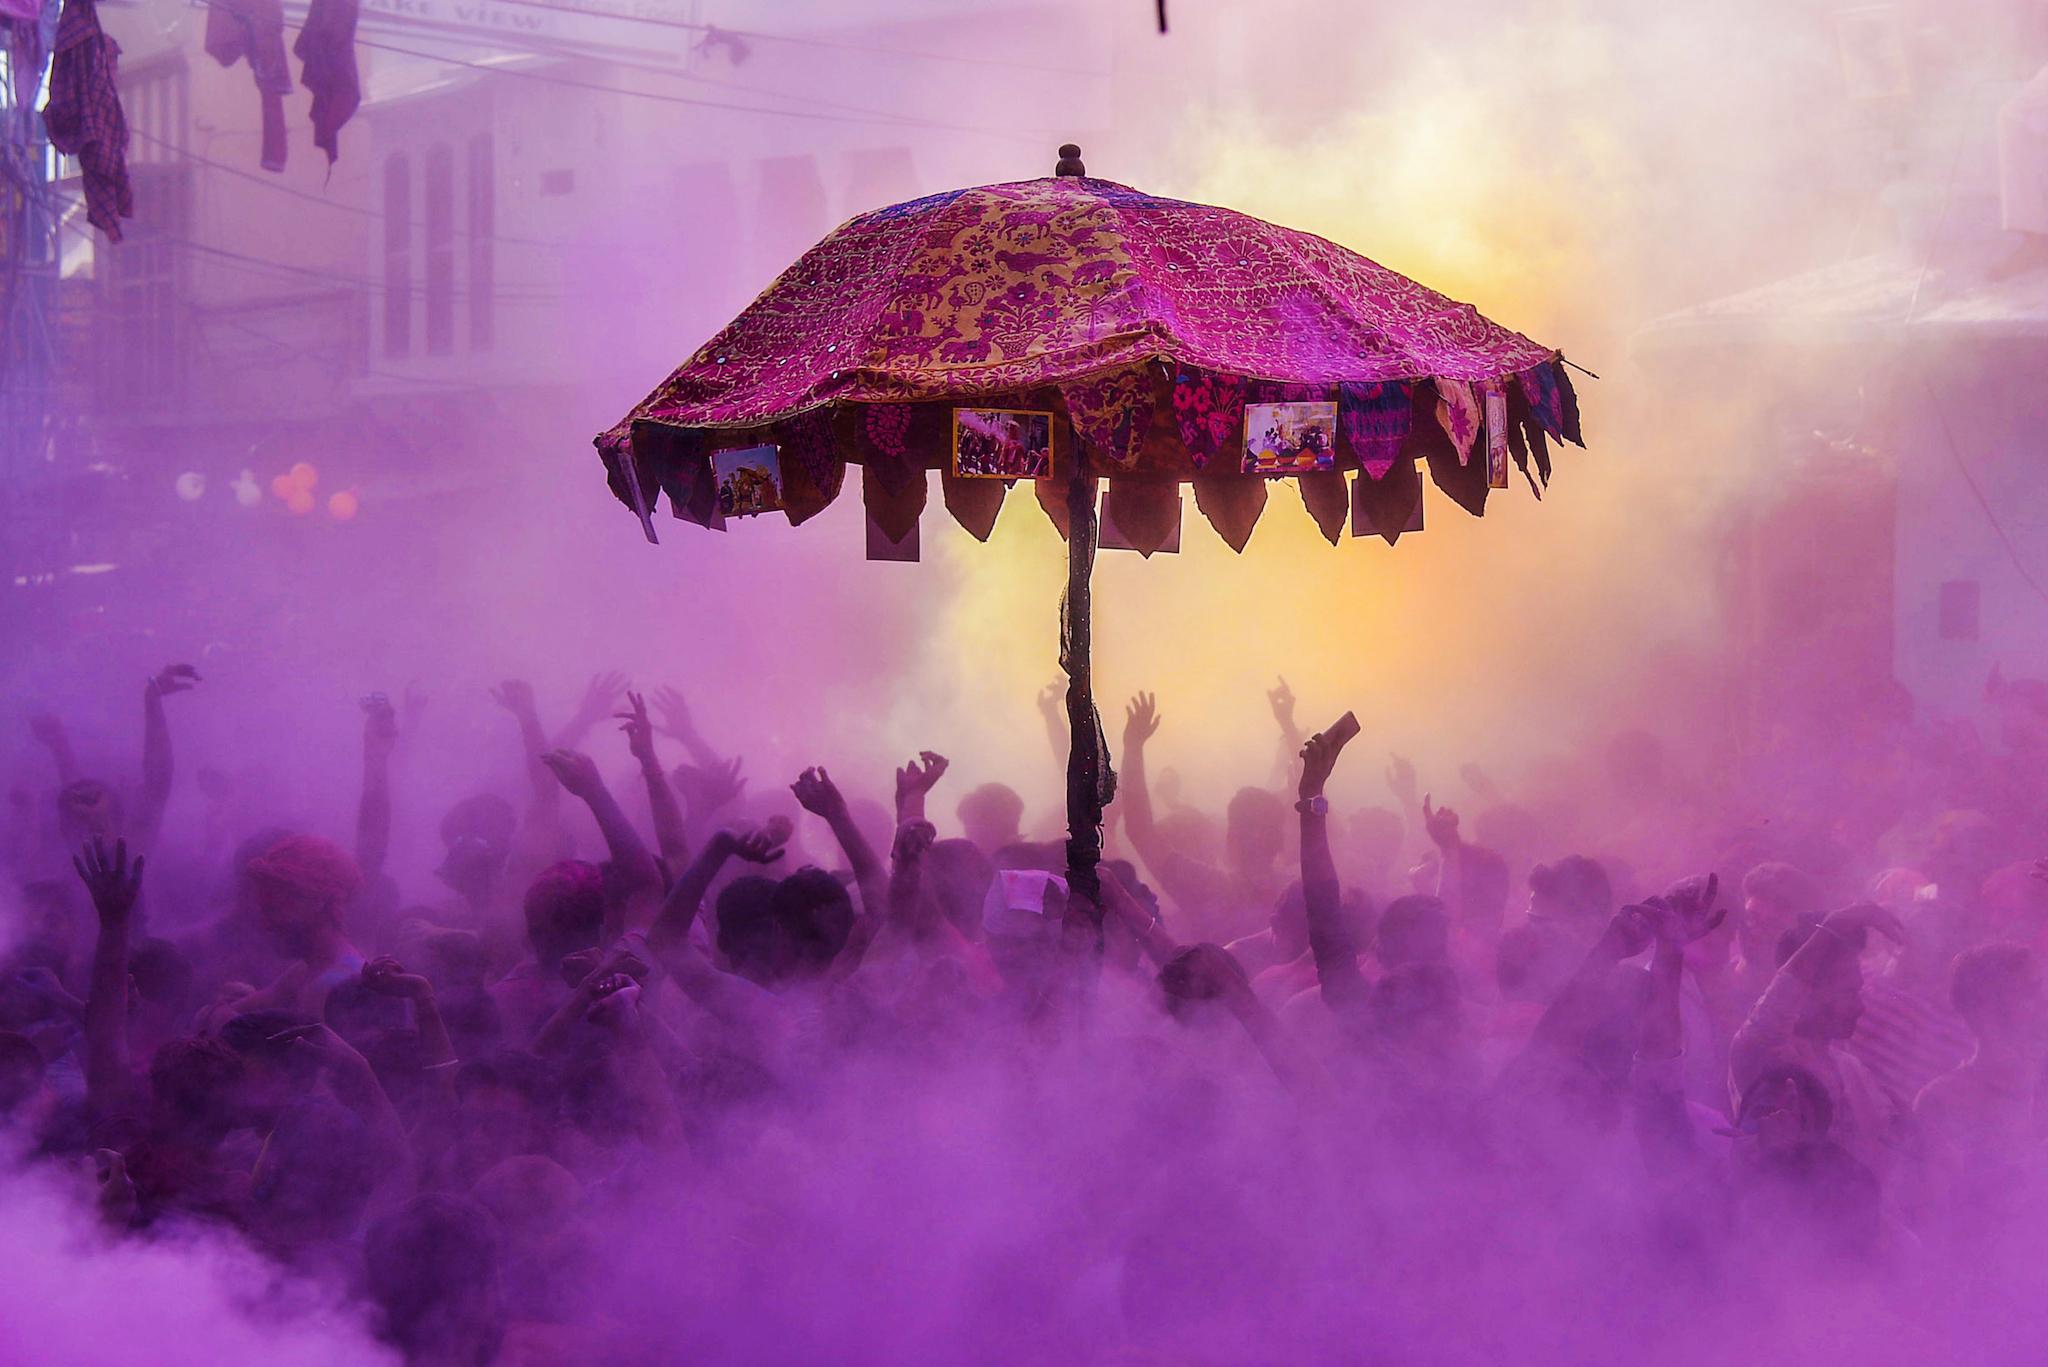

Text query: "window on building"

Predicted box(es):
[100, 163, 191, 404]
[424, 143, 455, 355]
[467, 133, 494, 352]
[1938, 580, 1980, 641]
[383, 154, 411, 358]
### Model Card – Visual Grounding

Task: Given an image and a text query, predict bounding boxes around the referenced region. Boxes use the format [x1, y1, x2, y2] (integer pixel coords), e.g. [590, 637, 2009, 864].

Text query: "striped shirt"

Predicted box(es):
[1850, 977, 1975, 1114]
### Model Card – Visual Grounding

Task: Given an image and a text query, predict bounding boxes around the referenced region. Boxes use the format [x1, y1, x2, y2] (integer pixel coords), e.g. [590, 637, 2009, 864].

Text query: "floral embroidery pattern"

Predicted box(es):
[1171, 367, 1245, 470]
[1062, 367, 1155, 469]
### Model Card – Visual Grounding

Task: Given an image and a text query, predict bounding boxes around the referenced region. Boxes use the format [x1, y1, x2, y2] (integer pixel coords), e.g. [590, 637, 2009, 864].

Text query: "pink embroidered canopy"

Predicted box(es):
[593, 146, 1586, 908]
[595, 157, 1582, 554]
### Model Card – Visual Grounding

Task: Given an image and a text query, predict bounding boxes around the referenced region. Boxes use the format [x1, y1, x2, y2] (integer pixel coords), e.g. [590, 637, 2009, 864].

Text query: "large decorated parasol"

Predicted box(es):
[596, 145, 1584, 907]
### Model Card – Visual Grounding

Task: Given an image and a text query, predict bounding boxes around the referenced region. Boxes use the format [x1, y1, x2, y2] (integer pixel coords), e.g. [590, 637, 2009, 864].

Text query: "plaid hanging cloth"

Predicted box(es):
[44, 0, 132, 241]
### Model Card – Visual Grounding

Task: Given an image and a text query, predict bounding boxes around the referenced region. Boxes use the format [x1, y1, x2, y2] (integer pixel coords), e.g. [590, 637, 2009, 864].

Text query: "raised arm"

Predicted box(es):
[134, 664, 199, 850]
[792, 766, 886, 927]
[1267, 676, 1304, 788]
[75, 838, 143, 1118]
[1117, 691, 1207, 906]
[1422, 795, 1463, 919]
[1298, 718, 1366, 1012]
[617, 691, 689, 870]
[29, 713, 79, 786]
[648, 824, 786, 953]
[651, 684, 726, 772]
[1101, 861, 1182, 966]
[1729, 902, 1905, 1093]
[490, 679, 557, 809]
[551, 671, 628, 751]
[540, 748, 662, 900]
[356, 694, 397, 884]
[893, 751, 949, 826]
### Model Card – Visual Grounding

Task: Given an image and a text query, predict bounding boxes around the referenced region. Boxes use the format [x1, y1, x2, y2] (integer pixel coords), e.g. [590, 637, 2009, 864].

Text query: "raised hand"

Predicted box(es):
[362, 692, 398, 756]
[1298, 715, 1359, 800]
[616, 691, 658, 764]
[678, 756, 747, 814]
[573, 671, 629, 726]
[650, 685, 699, 742]
[1267, 676, 1297, 733]
[722, 824, 789, 865]
[1385, 753, 1419, 807]
[1459, 762, 1502, 805]
[361, 956, 433, 999]
[1421, 794, 1461, 851]
[1642, 873, 1723, 945]
[895, 751, 949, 805]
[791, 766, 849, 823]
[72, 838, 144, 923]
[1124, 691, 1162, 748]
[539, 748, 603, 800]
[147, 663, 201, 700]
[489, 679, 537, 716]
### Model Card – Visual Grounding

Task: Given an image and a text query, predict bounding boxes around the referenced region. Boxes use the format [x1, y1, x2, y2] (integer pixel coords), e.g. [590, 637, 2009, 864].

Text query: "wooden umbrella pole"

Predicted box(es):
[1063, 450, 1102, 915]
[1052, 142, 1103, 918]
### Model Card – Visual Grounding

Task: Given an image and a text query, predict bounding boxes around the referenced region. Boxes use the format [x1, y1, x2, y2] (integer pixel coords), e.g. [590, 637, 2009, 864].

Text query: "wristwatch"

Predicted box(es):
[1295, 795, 1329, 817]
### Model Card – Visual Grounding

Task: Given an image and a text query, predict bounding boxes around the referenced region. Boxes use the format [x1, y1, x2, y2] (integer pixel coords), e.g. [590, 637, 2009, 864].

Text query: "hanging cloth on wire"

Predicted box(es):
[294, 0, 359, 166]
[205, 0, 292, 172]
[44, 0, 133, 240]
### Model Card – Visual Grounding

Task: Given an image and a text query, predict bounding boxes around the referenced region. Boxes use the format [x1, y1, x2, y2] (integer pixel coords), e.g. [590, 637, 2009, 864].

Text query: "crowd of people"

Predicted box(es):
[2, 661, 2047, 1363]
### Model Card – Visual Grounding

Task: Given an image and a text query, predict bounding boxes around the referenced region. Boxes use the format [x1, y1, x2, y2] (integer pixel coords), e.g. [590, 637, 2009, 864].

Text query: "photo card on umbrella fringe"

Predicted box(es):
[1244, 401, 1338, 476]
[952, 408, 1055, 480]
[712, 445, 785, 518]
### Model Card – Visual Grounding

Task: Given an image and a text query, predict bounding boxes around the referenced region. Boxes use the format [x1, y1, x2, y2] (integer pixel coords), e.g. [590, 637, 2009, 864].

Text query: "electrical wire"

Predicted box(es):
[126, 129, 576, 250]
[350, 36, 1040, 143]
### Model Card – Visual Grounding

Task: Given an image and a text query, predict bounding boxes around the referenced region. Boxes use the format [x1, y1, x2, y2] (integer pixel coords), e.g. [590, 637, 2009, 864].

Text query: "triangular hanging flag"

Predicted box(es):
[1337, 380, 1413, 480]
[852, 402, 945, 493]
[940, 471, 1005, 542]
[1298, 469, 1348, 545]
[1191, 472, 1266, 552]
[865, 509, 919, 562]
[862, 461, 925, 545]
[1170, 367, 1246, 471]
[1556, 364, 1585, 446]
[1517, 361, 1567, 442]
[1414, 406, 1488, 518]
[1350, 455, 1422, 545]
[1100, 481, 1181, 557]
[1062, 367, 1156, 470]
[1433, 378, 1481, 466]
[599, 430, 659, 543]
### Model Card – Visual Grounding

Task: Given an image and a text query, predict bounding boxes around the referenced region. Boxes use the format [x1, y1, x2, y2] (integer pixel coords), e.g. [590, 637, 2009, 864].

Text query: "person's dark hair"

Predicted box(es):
[1773, 915, 1828, 969]
[1226, 787, 1286, 856]
[436, 985, 504, 1061]
[147, 1036, 247, 1131]
[957, 783, 1025, 842]
[1372, 962, 1463, 1042]
[455, 1050, 556, 1108]
[439, 794, 516, 851]
[1950, 942, 2038, 1033]
[1377, 895, 1450, 969]
[1496, 923, 1570, 1002]
[217, 1008, 311, 1065]
[1457, 846, 1511, 930]
[1744, 862, 1821, 919]
[927, 839, 995, 939]
[0, 1031, 43, 1115]
[774, 868, 855, 973]
[126, 938, 194, 1015]
[714, 875, 782, 975]
[1529, 855, 1612, 922]
[1736, 1064, 1834, 1136]
[992, 840, 1064, 873]
[252, 1098, 379, 1240]
[365, 1194, 505, 1360]
[324, 976, 406, 1044]
[522, 861, 605, 968]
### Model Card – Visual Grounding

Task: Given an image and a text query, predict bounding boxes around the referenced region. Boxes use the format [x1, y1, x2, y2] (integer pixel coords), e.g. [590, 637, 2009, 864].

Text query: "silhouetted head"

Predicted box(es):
[1226, 787, 1286, 871]
[365, 1195, 505, 1362]
[522, 861, 604, 971]
[1377, 895, 1450, 969]
[957, 783, 1025, 853]
[1950, 942, 2046, 1048]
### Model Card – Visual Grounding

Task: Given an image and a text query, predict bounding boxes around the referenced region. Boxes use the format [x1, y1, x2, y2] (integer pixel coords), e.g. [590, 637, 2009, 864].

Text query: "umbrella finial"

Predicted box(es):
[1055, 144, 1086, 178]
